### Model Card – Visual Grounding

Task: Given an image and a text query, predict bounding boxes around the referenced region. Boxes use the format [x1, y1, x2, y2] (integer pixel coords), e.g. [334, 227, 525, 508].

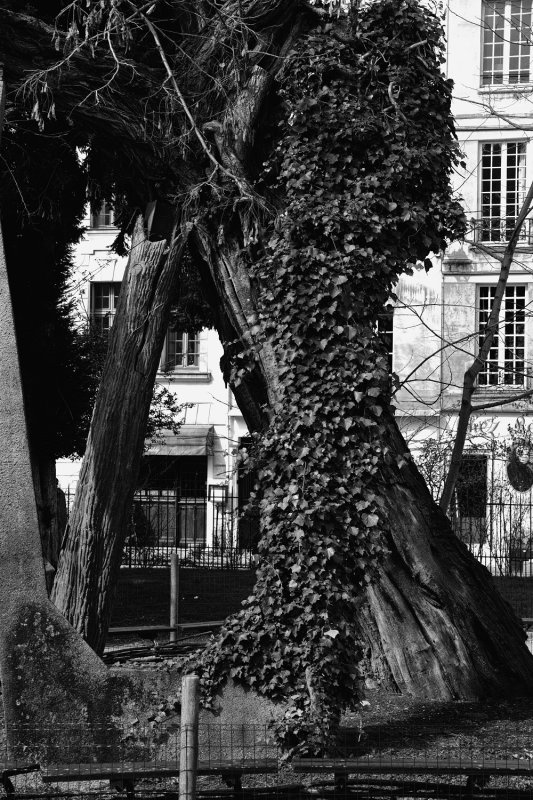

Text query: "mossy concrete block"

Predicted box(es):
[1, 599, 144, 760]
[201, 678, 283, 727]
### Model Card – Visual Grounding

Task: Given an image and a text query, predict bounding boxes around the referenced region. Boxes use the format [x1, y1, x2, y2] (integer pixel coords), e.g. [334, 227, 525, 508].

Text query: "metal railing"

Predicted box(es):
[450, 494, 533, 575]
[62, 486, 260, 568]
[123, 488, 260, 567]
[474, 215, 533, 244]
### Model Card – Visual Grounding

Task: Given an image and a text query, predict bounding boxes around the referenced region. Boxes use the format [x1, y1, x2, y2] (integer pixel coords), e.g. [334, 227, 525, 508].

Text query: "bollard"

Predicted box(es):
[170, 553, 179, 642]
[179, 674, 199, 800]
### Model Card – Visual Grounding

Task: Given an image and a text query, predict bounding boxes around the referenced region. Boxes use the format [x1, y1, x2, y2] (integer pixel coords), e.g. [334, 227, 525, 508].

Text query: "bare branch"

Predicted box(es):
[439, 179, 533, 514]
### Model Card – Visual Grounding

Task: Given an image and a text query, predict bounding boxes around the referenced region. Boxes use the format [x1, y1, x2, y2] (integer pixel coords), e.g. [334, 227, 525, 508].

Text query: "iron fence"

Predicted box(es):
[124, 489, 259, 567]
[64, 486, 260, 568]
[448, 492, 533, 618]
[473, 215, 533, 244]
[62, 482, 533, 618]
[450, 494, 533, 578]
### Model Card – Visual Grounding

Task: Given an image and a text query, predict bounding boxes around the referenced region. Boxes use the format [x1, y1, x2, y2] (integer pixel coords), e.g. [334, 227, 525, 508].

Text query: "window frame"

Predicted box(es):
[481, 0, 533, 87]
[477, 283, 527, 389]
[479, 140, 529, 244]
[453, 453, 488, 547]
[376, 306, 394, 374]
[90, 200, 116, 229]
[90, 282, 121, 336]
[161, 329, 201, 372]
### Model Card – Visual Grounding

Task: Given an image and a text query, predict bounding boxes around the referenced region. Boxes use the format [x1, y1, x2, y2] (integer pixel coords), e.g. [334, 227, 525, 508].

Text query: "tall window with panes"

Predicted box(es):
[90, 282, 121, 337]
[478, 285, 526, 387]
[90, 200, 115, 228]
[162, 330, 200, 371]
[377, 306, 394, 373]
[480, 142, 528, 242]
[482, 1, 533, 86]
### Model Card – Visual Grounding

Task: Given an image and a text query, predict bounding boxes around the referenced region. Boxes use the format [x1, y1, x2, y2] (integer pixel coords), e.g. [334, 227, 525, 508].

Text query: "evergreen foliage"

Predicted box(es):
[193, 0, 466, 750]
[0, 118, 94, 459]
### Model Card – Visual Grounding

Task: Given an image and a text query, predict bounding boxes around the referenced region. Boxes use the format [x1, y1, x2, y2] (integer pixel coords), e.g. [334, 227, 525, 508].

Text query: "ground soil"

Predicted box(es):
[344, 691, 533, 757]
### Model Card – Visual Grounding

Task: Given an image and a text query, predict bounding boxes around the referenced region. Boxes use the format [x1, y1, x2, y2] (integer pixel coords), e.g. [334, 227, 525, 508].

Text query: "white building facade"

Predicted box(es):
[56, 204, 255, 556]
[58, 3, 533, 570]
[394, 0, 533, 575]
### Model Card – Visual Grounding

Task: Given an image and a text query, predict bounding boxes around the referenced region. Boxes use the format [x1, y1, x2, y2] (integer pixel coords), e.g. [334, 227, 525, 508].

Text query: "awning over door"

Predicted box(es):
[147, 425, 214, 457]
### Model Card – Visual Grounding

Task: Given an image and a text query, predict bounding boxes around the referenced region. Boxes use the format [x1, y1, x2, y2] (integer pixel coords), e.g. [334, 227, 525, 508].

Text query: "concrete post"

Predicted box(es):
[179, 674, 199, 800]
[170, 553, 179, 642]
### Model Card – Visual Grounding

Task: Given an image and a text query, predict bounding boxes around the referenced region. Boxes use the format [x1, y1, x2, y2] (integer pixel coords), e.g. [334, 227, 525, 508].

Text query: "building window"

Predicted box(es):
[480, 141, 529, 243]
[90, 282, 121, 336]
[453, 454, 488, 546]
[377, 306, 394, 373]
[478, 284, 526, 387]
[90, 200, 115, 229]
[134, 455, 207, 547]
[162, 330, 200, 370]
[482, 0, 533, 86]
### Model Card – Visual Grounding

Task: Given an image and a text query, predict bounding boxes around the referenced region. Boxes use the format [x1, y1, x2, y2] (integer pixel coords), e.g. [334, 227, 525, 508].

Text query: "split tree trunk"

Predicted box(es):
[52, 216, 183, 654]
[184, 31, 533, 696]
[193, 227, 533, 701]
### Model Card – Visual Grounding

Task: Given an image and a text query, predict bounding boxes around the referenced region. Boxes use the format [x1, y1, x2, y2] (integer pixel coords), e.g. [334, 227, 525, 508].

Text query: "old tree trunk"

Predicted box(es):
[187, 0, 533, 738]
[0, 69, 135, 750]
[52, 218, 183, 654]
[2, 0, 533, 742]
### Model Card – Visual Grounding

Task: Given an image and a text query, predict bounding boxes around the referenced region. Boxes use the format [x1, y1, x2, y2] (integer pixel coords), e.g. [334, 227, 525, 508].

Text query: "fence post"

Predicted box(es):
[170, 553, 179, 642]
[179, 674, 199, 800]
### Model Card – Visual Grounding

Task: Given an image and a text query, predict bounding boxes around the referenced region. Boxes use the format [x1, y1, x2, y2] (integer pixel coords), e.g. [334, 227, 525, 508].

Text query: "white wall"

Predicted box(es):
[56, 214, 247, 496]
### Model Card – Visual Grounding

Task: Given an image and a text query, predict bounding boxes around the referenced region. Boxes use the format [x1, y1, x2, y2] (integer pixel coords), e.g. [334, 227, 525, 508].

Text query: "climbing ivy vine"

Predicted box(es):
[188, 0, 466, 753]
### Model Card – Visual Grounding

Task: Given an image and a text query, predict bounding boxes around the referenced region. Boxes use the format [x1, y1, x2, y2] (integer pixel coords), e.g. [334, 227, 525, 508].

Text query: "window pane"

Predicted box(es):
[482, 1, 506, 84]
[90, 282, 121, 337]
[90, 200, 115, 228]
[164, 330, 200, 369]
[478, 286, 498, 384]
[509, 0, 532, 83]
[187, 333, 200, 367]
[481, 142, 527, 242]
[478, 285, 527, 386]
[482, 1, 532, 85]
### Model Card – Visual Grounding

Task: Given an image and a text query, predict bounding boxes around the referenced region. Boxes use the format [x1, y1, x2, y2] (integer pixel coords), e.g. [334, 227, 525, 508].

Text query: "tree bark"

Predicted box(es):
[0, 69, 132, 752]
[52, 216, 183, 654]
[184, 20, 533, 697]
[359, 419, 533, 697]
[199, 232, 533, 697]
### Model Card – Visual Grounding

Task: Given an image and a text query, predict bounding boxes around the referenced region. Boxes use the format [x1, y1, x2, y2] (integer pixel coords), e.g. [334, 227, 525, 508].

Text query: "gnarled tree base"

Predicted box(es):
[357, 422, 533, 699]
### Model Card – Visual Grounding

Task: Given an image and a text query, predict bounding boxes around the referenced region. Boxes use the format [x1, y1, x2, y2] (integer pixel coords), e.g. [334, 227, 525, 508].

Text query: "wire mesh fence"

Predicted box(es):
[0, 723, 281, 798]
[4, 719, 533, 798]
[293, 718, 533, 800]
[108, 562, 257, 637]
